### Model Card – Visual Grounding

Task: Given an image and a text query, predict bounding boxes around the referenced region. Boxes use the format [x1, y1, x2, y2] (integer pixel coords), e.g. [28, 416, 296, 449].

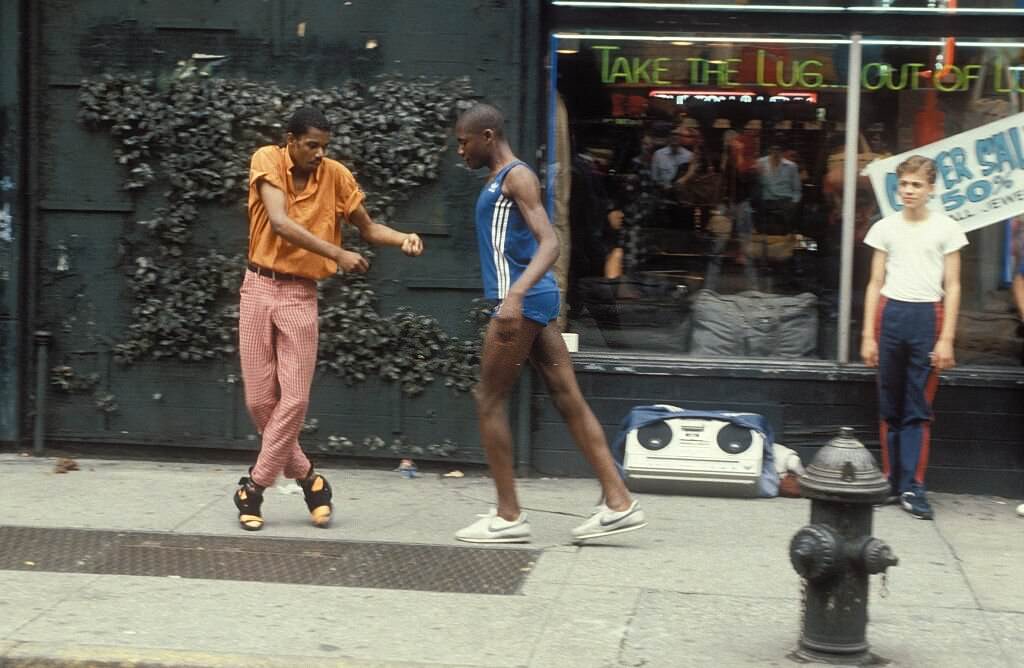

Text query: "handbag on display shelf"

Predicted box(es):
[707, 210, 733, 238]
[747, 233, 796, 261]
[675, 171, 722, 208]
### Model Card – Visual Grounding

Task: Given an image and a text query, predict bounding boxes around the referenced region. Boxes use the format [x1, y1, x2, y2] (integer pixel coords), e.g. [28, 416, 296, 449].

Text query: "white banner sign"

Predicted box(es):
[864, 112, 1024, 234]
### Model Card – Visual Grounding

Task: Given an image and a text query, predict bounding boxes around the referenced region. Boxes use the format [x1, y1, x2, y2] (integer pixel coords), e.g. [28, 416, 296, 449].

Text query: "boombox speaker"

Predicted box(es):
[623, 406, 766, 497]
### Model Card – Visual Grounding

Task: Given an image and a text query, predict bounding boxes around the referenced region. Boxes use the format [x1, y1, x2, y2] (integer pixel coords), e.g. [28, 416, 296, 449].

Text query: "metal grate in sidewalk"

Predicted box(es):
[0, 526, 539, 595]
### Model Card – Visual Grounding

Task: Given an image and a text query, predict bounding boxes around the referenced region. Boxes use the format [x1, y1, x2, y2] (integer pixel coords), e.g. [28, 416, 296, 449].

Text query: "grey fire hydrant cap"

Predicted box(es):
[799, 427, 891, 504]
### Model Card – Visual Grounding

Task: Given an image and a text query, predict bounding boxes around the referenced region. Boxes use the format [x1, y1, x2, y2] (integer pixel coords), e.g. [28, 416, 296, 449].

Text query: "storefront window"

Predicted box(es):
[551, 35, 850, 359]
[851, 40, 1024, 368]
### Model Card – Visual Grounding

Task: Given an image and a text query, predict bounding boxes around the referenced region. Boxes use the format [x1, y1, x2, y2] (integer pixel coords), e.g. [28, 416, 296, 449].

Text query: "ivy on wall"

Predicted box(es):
[77, 65, 484, 398]
[50, 366, 119, 414]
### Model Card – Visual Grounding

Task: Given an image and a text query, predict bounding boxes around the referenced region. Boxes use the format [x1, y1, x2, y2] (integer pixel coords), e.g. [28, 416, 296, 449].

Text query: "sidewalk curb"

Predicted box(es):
[0, 642, 469, 668]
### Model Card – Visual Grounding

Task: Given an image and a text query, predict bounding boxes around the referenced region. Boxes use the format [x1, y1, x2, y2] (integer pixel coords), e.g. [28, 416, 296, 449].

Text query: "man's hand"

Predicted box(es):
[494, 294, 523, 343]
[401, 233, 424, 257]
[931, 338, 955, 370]
[861, 338, 879, 367]
[335, 248, 369, 274]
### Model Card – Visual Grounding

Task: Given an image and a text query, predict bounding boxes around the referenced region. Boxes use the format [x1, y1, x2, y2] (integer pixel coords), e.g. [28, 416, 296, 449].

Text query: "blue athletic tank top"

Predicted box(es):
[475, 161, 559, 300]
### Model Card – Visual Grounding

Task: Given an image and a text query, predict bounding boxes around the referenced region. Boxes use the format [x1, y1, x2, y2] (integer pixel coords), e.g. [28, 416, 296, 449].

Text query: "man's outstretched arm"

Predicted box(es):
[347, 205, 423, 257]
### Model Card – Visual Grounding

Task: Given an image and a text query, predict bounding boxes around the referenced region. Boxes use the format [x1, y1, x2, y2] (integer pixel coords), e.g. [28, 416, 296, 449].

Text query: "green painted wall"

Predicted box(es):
[26, 0, 543, 462]
[0, 0, 23, 443]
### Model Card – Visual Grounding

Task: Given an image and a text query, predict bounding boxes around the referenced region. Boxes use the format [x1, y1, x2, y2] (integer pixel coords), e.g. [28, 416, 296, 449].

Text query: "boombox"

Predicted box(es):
[623, 406, 766, 497]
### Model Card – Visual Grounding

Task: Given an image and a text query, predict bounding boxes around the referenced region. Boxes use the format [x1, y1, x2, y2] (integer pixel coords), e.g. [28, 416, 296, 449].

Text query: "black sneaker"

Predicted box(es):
[900, 486, 934, 520]
[297, 470, 333, 528]
[234, 476, 265, 531]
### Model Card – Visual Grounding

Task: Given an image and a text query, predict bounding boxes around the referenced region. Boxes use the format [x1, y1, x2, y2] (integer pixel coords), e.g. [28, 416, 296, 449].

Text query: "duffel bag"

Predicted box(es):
[690, 290, 818, 357]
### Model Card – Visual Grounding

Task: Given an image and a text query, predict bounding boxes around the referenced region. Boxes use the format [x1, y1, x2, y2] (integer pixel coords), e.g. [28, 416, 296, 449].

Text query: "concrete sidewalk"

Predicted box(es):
[0, 452, 1021, 668]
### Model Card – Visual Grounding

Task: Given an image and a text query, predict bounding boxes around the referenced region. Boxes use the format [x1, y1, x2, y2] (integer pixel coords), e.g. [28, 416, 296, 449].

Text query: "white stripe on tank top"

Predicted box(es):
[490, 195, 512, 298]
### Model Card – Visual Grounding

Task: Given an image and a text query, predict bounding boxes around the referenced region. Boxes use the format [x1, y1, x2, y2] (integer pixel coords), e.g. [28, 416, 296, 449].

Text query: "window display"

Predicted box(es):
[553, 37, 849, 359]
[551, 34, 1024, 367]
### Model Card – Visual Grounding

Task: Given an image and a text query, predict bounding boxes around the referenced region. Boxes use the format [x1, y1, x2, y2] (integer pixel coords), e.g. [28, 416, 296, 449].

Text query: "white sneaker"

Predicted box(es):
[571, 500, 647, 542]
[455, 509, 532, 544]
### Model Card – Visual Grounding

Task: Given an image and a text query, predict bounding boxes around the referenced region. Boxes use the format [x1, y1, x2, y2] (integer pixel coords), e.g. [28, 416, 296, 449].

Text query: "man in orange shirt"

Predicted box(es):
[235, 107, 423, 531]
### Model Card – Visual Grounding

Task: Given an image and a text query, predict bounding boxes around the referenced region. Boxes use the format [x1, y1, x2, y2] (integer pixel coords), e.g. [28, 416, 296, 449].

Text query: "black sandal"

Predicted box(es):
[297, 469, 333, 528]
[234, 475, 265, 531]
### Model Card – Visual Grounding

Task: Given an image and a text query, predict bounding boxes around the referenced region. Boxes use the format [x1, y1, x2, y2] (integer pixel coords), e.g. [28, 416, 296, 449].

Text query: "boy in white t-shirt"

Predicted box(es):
[860, 155, 968, 520]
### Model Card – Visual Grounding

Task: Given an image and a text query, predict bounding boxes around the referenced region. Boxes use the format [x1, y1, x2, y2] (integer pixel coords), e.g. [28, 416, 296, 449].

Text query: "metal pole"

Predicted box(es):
[32, 330, 51, 455]
[545, 32, 559, 217]
[838, 34, 863, 364]
[20, 0, 42, 452]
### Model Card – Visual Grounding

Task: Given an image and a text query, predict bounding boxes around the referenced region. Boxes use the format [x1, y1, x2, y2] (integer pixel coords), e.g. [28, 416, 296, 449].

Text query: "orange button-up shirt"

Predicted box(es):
[247, 145, 366, 280]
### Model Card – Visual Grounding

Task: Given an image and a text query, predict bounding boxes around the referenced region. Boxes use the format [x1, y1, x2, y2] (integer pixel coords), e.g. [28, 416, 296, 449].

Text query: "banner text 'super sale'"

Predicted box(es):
[864, 112, 1024, 234]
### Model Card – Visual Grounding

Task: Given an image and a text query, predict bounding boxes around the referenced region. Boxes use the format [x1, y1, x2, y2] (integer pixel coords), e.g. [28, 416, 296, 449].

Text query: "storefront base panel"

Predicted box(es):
[530, 359, 1024, 499]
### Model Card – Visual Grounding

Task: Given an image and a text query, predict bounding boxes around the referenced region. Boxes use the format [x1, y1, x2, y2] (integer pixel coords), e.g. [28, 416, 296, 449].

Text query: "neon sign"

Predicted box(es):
[649, 90, 819, 104]
[591, 45, 1024, 92]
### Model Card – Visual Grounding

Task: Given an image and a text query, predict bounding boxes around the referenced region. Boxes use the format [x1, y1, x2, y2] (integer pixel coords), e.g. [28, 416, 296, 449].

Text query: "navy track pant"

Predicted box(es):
[875, 297, 943, 494]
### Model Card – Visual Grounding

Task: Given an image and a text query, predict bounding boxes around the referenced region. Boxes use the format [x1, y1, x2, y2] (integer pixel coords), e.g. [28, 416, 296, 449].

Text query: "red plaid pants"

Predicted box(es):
[238, 270, 318, 487]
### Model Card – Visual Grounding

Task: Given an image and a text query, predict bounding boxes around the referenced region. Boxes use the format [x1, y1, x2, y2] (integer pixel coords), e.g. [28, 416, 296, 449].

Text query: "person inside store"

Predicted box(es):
[567, 149, 626, 315]
[865, 122, 893, 160]
[629, 132, 658, 188]
[608, 132, 663, 282]
[754, 142, 802, 236]
[822, 133, 882, 321]
[656, 125, 714, 254]
[860, 155, 968, 521]
[705, 129, 759, 292]
[783, 147, 810, 187]
[673, 127, 712, 196]
[635, 122, 698, 258]
[651, 123, 695, 191]
[672, 127, 725, 267]
[750, 141, 804, 289]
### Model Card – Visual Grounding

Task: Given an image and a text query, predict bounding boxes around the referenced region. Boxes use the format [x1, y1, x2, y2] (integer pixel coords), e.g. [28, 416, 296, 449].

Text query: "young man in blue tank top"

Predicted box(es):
[452, 103, 647, 543]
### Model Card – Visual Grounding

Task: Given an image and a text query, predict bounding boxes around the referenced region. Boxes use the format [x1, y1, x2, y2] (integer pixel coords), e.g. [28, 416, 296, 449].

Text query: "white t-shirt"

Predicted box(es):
[863, 211, 968, 302]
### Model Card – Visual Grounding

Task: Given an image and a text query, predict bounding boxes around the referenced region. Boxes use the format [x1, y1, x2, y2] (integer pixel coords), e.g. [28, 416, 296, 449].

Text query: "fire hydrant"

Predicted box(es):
[789, 427, 899, 664]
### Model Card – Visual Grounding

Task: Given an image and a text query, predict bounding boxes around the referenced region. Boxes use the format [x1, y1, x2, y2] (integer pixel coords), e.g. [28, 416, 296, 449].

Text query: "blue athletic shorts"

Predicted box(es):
[492, 291, 560, 326]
